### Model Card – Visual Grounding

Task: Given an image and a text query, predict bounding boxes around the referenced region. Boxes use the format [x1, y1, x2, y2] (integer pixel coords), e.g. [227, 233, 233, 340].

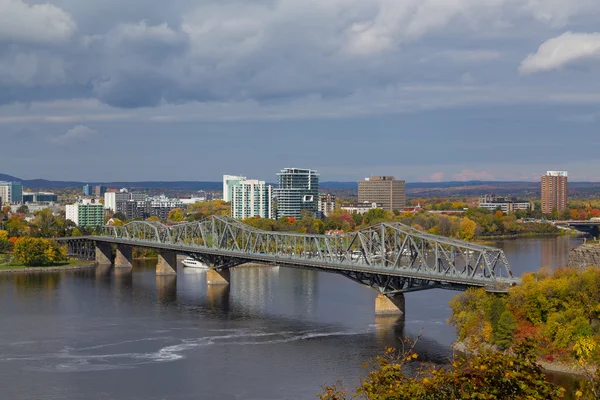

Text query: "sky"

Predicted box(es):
[2, 0, 600, 182]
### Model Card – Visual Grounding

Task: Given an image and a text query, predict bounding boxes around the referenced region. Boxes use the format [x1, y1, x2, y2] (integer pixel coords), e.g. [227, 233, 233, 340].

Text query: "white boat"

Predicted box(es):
[182, 257, 208, 269]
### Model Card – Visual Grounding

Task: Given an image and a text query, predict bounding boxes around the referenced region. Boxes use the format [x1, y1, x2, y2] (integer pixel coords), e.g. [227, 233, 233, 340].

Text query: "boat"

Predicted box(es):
[181, 257, 208, 269]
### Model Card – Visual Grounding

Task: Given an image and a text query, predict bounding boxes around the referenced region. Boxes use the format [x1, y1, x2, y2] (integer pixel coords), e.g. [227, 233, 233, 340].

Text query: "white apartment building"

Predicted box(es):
[223, 175, 246, 202]
[66, 199, 105, 227]
[230, 179, 273, 219]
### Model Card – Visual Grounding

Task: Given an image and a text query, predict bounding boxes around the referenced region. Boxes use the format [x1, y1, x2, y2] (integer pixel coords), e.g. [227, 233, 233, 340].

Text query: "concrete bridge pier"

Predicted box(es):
[115, 246, 133, 268]
[96, 243, 113, 265]
[375, 293, 405, 315]
[207, 269, 230, 285]
[156, 252, 177, 276]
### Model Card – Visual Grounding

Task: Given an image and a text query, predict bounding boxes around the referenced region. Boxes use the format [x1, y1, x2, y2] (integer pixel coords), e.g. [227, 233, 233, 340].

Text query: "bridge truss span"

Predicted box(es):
[98, 216, 517, 292]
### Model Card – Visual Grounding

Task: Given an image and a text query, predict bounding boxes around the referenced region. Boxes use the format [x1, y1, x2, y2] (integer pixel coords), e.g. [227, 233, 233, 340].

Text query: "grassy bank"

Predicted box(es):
[0, 255, 92, 270]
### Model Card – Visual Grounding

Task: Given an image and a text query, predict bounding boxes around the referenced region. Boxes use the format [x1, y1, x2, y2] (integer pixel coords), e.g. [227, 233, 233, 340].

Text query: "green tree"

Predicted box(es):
[16, 205, 29, 214]
[494, 309, 517, 349]
[113, 212, 127, 221]
[71, 228, 83, 237]
[33, 209, 58, 237]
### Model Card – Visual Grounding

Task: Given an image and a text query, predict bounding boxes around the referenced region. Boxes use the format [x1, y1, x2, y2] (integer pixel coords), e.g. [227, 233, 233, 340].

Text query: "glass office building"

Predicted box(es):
[275, 168, 319, 218]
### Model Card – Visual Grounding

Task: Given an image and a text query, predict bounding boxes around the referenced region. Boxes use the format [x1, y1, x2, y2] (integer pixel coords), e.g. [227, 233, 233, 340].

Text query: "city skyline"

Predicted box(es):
[3, 1, 600, 181]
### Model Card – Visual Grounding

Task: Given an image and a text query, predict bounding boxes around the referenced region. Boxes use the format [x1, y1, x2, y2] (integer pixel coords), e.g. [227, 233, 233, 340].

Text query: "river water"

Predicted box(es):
[0, 236, 586, 399]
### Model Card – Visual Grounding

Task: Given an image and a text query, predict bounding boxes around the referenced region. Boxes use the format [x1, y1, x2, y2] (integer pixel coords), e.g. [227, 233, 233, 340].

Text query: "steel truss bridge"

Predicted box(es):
[60, 215, 518, 295]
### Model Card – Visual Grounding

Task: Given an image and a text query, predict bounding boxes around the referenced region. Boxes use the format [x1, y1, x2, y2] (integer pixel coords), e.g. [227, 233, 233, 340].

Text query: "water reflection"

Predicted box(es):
[156, 275, 177, 304]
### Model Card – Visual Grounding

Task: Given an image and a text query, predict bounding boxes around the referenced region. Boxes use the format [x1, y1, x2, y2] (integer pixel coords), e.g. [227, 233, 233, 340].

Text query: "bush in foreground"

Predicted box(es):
[319, 341, 566, 400]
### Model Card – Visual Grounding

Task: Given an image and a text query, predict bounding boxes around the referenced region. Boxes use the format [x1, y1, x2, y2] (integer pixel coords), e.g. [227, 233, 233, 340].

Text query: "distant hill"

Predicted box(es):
[2, 174, 600, 198]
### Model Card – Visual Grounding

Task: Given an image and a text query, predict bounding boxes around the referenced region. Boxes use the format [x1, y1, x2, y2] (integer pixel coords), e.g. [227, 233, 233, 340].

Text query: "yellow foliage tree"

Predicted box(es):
[0, 230, 8, 241]
[458, 217, 477, 241]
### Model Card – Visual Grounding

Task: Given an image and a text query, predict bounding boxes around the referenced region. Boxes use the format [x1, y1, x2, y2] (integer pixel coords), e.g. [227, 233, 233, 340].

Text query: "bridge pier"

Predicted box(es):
[207, 269, 230, 285]
[156, 252, 177, 276]
[96, 243, 113, 264]
[375, 293, 405, 315]
[115, 246, 133, 268]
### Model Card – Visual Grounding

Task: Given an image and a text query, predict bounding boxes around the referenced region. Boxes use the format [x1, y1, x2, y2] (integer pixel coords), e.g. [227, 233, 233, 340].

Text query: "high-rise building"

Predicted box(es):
[275, 168, 319, 218]
[230, 179, 273, 219]
[0, 181, 23, 204]
[83, 184, 92, 196]
[318, 194, 336, 218]
[105, 192, 129, 211]
[223, 175, 246, 202]
[541, 171, 568, 214]
[94, 185, 107, 197]
[358, 176, 406, 212]
[66, 199, 105, 227]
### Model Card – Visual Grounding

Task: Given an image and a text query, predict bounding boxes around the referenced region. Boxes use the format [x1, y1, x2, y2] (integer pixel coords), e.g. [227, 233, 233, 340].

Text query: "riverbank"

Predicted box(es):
[0, 260, 96, 273]
[452, 341, 595, 377]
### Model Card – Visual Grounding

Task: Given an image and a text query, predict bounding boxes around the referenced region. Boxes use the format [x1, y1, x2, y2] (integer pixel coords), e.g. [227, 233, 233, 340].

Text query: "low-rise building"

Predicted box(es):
[479, 195, 532, 213]
[340, 202, 381, 215]
[116, 196, 184, 220]
[22, 192, 58, 203]
[66, 199, 105, 227]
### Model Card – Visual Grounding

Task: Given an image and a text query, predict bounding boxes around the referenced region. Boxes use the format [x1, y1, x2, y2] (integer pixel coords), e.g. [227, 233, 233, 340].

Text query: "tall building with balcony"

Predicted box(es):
[541, 171, 568, 214]
[275, 168, 319, 218]
[223, 175, 246, 202]
[230, 179, 273, 219]
[358, 176, 406, 212]
[0, 181, 23, 204]
[66, 199, 105, 227]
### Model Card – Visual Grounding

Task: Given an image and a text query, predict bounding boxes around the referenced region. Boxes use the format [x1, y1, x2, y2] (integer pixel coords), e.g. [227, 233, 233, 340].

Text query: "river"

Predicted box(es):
[0, 236, 586, 399]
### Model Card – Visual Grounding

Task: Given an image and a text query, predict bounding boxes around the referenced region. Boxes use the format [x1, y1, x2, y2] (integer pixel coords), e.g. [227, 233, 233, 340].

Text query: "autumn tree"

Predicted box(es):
[166, 208, 183, 222]
[319, 341, 565, 400]
[458, 217, 477, 241]
[13, 238, 67, 266]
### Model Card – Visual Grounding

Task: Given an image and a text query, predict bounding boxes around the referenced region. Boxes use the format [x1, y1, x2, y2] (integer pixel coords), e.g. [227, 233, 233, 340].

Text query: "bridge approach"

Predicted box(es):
[58, 216, 518, 315]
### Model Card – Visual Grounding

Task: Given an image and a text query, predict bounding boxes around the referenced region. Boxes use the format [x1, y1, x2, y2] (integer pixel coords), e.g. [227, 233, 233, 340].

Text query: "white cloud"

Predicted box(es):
[52, 125, 97, 144]
[0, 0, 76, 44]
[520, 32, 600, 74]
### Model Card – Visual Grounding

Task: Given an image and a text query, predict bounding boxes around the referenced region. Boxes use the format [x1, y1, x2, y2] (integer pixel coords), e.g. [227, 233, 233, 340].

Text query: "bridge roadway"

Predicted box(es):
[59, 216, 519, 315]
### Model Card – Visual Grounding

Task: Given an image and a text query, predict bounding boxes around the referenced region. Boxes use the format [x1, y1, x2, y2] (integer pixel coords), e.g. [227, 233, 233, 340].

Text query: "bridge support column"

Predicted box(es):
[156, 252, 177, 276]
[96, 243, 112, 265]
[115, 246, 133, 268]
[375, 293, 405, 315]
[207, 269, 230, 285]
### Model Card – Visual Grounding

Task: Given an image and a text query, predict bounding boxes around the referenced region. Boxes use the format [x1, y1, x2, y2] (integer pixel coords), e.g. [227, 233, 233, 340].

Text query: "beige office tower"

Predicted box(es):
[541, 171, 568, 214]
[358, 176, 406, 212]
